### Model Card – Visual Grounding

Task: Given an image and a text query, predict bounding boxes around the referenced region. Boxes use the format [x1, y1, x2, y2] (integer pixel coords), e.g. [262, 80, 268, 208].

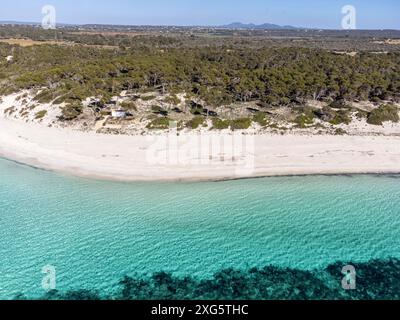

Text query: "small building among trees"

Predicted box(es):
[111, 108, 127, 118]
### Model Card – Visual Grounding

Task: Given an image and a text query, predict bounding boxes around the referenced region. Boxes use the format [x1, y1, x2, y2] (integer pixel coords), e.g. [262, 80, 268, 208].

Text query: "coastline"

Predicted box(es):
[1, 116, 400, 182]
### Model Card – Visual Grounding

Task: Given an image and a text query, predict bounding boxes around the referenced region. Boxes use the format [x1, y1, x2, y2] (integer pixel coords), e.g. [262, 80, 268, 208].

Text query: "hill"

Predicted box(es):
[220, 22, 298, 30]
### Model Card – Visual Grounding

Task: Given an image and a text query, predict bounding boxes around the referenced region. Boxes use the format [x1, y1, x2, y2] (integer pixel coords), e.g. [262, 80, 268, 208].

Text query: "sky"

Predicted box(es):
[0, 0, 399, 29]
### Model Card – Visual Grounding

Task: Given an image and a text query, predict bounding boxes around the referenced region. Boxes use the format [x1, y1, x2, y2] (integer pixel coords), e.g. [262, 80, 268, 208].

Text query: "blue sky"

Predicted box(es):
[1, 0, 399, 29]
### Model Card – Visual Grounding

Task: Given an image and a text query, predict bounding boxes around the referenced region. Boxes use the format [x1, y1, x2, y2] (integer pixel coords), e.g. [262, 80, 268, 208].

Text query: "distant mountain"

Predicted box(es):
[220, 22, 298, 30]
[0, 20, 299, 30]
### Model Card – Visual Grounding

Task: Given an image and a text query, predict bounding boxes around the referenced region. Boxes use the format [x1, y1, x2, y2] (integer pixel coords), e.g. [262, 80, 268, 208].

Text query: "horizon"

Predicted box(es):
[1, 21, 399, 31]
[0, 0, 399, 30]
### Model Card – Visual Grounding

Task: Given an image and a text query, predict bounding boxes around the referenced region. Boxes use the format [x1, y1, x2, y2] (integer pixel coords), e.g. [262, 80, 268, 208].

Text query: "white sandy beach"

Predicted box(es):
[1, 114, 400, 181]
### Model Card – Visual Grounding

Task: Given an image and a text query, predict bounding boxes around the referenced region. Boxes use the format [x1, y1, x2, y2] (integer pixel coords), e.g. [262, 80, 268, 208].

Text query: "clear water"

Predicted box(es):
[0, 157, 399, 299]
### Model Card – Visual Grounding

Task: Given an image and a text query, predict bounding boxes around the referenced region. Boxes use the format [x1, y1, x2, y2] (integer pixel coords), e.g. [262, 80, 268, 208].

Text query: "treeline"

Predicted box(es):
[14, 258, 400, 300]
[1, 43, 399, 108]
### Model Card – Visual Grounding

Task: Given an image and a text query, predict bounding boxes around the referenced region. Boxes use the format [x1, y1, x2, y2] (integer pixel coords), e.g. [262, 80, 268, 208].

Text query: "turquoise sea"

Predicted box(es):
[0, 157, 399, 299]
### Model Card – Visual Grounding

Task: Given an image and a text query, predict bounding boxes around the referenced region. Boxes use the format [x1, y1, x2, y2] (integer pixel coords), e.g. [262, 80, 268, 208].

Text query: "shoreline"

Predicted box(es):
[4, 151, 400, 183]
[2, 155, 400, 184]
[1, 117, 400, 182]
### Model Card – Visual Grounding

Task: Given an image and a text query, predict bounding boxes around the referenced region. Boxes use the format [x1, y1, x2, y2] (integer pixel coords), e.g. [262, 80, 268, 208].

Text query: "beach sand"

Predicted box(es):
[1, 116, 400, 181]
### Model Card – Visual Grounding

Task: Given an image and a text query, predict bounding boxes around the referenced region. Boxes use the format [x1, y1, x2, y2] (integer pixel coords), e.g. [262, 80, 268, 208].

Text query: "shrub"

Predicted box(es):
[293, 106, 316, 128]
[329, 99, 351, 109]
[52, 95, 68, 105]
[211, 118, 231, 130]
[252, 112, 269, 127]
[330, 110, 351, 125]
[34, 89, 57, 103]
[151, 105, 168, 116]
[355, 109, 369, 120]
[164, 94, 180, 105]
[4, 107, 16, 115]
[141, 95, 156, 101]
[334, 128, 347, 135]
[35, 110, 47, 119]
[230, 118, 252, 130]
[211, 118, 252, 130]
[367, 104, 399, 125]
[146, 117, 172, 130]
[293, 114, 314, 128]
[314, 106, 336, 122]
[100, 110, 111, 116]
[59, 102, 83, 121]
[119, 101, 137, 111]
[186, 116, 205, 129]
[190, 104, 205, 115]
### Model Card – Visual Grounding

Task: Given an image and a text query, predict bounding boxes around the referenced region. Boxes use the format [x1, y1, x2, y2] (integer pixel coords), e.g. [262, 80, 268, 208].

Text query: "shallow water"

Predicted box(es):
[0, 158, 399, 299]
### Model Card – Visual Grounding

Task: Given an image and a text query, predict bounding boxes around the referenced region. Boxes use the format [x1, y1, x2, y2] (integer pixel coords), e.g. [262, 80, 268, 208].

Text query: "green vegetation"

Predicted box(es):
[14, 258, 400, 300]
[252, 111, 269, 127]
[314, 106, 335, 122]
[4, 106, 15, 115]
[211, 117, 252, 130]
[186, 116, 205, 129]
[313, 106, 352, 125]
[292, 106, 316, 128]
[100, 110, 111, 116]
[230, 118, 252, 130]
[34, 89, 64, 103]
[164, 94, 181, 105]
[367, 104, 400, 125]
[141, 95, 156, 101]
[189, 102, 206, 115]
[146, 117, 172, 130]
[20, 111, 29, 117]
[355, 109, 369, 120]
[151, 105, 168, 116]
[329, 110, 352, 125]
[329, 99, 351, 109]
[294, 114, 313, 128]
[1, 27, 399, 130]
[59, 102, 83, 121]
[334, 128, 347, 135]
[211, 118, 231, 130]
[1, 41, 399, 111]
[119, 101, 137, 111]
[34, 110, 47, 119]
